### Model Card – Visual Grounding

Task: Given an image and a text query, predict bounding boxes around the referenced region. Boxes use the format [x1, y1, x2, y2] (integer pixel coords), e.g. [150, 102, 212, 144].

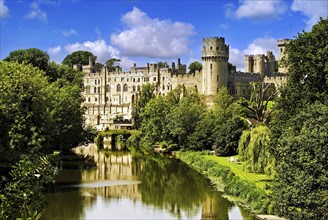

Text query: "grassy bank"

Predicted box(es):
[176, 151, 274, 214]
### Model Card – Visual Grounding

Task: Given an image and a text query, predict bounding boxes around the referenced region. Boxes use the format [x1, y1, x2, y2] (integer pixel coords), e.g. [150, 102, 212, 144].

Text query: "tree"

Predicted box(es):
[105, 58, 121, 72]
[4, 48, 49, 71]
[270, 18, 328, 219]
[248, 82, 275, 124]
[272, 102, 328, 219]
[228, 62, 236, 72]
[238, 125, 274, 175]
[188, 61, 202, 74]
[46, 61, 83, 84]
[62, 51, 96, 68]
[94, 62, 104, 73]
[132, 83, 155, 129]
[213, 116, 247, 156]
[140, 96, 170, 144]
[157, 61, 168, 69]
[167, 95, 206, 149]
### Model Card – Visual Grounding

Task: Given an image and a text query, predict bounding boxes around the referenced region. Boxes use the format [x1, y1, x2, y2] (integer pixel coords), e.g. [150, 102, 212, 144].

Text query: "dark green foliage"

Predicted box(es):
[132, 83, 155, 129]
[271, 102, 328, 220]
[62, 51, 96, 68]
[270, 19, 328, 219]
[4, 48, 49, 71]
[188, 61, 202, 74]
[105, 58, 121, 72]
[46, 61, 83, 84]
[213, 116, 247, 156]
[157, 61, 168, 68]
[228, 62, 236, 72]
[0, 154, 58, 219]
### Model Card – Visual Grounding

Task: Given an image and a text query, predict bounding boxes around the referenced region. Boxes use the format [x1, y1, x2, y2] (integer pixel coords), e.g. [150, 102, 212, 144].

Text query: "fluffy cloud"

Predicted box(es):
[111, 7, 195, 58]
[47, 45, 62, 63]
[25, 2, 47, 22]
[226, 0, 287, 20]
[61, 28, 78, 37]
[0, 0, 9, 18]
[64, 39, 135, 71]
[229, 37, 279, 71]
[291, 0, 328, 31]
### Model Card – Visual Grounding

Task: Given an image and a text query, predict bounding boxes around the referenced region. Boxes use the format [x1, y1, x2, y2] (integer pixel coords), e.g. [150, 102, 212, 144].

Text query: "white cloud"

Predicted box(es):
[229, 37, 279, 71]
[226, 0, 287, 20]
[291, 0, 328, 31]
[47, 45, 62, 63]
[61, 28, 78, 37]
[25, 2, 47, 22]
[64, 39, 135, 71]
[0, 0, 9, 18]
[111, 7, 195, 58]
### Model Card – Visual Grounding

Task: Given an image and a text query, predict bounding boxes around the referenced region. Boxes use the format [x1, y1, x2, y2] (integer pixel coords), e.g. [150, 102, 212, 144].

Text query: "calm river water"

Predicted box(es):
[43, 144, 255, 220]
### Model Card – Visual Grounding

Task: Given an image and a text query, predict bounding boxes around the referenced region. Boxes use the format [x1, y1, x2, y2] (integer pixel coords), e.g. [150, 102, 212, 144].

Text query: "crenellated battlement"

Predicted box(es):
[228, 71, 261, 82]
[202, 37, 229, 59]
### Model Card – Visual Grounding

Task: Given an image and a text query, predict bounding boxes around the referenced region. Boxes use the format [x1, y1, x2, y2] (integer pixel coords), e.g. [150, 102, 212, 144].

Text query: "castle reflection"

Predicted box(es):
[44, 144, 255, 220]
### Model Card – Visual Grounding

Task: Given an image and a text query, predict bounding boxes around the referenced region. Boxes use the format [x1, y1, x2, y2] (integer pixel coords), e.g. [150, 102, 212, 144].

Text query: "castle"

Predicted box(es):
[81, 37, 288, 130]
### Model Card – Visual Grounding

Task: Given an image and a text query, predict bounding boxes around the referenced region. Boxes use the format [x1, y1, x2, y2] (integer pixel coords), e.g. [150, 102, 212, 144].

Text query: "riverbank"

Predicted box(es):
[176, 151, 274, 214]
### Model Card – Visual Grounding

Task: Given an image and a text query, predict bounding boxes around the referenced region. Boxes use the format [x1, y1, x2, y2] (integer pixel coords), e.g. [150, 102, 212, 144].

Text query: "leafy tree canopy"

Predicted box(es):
[105, 58, 121, 72]
[62, 51, 96, 68]
[188, 61, 202, 74]
[4, 48, 49, 71]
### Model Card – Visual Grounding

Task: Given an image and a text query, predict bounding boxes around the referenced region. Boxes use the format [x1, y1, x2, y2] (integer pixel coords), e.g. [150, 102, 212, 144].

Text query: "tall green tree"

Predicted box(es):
[132, 83, 155, 129]
[188, 61, 202, 74]
[4, 48, 49, 71]
[270, 18, 328, 219]
[105, 58, 121, 72]
[62, 51, 96, 68]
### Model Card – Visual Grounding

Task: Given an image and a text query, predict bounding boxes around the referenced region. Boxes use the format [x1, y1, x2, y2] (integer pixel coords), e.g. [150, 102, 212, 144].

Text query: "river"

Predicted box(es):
[43, 144, 255, 220]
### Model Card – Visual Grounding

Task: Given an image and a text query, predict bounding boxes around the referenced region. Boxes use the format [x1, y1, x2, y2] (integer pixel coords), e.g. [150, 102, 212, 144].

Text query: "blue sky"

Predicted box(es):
[1, 0, 327, 71]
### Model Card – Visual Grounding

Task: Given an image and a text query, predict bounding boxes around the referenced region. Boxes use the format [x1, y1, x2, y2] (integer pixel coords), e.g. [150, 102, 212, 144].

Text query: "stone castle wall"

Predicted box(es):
[82, 36, 289, 130]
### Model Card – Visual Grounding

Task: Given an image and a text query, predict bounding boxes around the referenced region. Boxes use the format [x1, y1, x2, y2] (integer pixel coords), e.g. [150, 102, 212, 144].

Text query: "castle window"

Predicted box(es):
[132, 85, 136, 92]
[108, 78, 111, 82]
[88, 97, 90, 102]
[98, 87, 100, 93]
[94, 87, 96, 93]
[133, 78, 135, 82]
[216, 47, 218, 50]
[127, 78, 129, 82]
[114, 78, 116, 82]
[162, 85, 165, 90]
[210, 64, 212, 69]
[210, 47, 212, 50]
[153, 77, 156, 81]
[95, 97, 97, 102]
[121, 78, 124, 82]
[162, 77, 165, 81]
[280, 48, 283, 52]
[138, 78, 140, 82]
[95, 79, 97, 84]
[98, 79, 100, 84]
[123, 84, 128, 92]
[86, 86, 90, 94]
[137, 85, 141, 91]
[243, 89, 245, 95]
[117, 84, 121, 92]
[106, 84, 110, 92]
[106, 97, 109, 102]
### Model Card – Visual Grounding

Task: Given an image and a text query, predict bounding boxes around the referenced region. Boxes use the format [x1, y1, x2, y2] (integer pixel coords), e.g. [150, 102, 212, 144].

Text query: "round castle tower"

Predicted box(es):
[201, 37, 229, 96]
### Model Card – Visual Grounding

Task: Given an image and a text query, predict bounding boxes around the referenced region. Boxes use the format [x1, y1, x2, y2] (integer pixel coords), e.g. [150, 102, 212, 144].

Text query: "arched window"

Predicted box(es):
[106, 84, 110, 92]
[137, 85, 140, 91]
[167, 84, 170, 91]
[123, 84, 128, 92]
[94, 87, 96, 93]
[117, 84, 121, 92]
[132, 85, 136, 92]
[138, 78, 140, 82]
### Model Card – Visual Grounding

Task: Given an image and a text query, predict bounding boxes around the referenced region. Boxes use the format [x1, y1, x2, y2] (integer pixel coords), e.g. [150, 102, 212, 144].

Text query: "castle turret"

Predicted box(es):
[266, 51, 275, 76]
[277, 39, 290, 73]
[201, 37, 229, 96]
[245, 55, 254, 72]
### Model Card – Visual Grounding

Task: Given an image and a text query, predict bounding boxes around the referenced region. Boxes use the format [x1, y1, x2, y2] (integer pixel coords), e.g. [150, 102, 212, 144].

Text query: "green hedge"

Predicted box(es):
[177, 151, 274, 214]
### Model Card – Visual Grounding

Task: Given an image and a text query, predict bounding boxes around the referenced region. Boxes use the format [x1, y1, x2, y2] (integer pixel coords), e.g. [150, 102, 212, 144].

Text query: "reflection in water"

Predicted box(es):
[44, 144, 255, 220]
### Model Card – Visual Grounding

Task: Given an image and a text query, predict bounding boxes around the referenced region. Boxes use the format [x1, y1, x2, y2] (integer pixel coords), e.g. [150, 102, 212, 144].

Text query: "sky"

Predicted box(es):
[0, 0, 327, 71]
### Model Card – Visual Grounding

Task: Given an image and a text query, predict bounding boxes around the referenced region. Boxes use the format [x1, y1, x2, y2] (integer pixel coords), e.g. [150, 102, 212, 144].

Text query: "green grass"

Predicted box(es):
[204, 155, 272, 189]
